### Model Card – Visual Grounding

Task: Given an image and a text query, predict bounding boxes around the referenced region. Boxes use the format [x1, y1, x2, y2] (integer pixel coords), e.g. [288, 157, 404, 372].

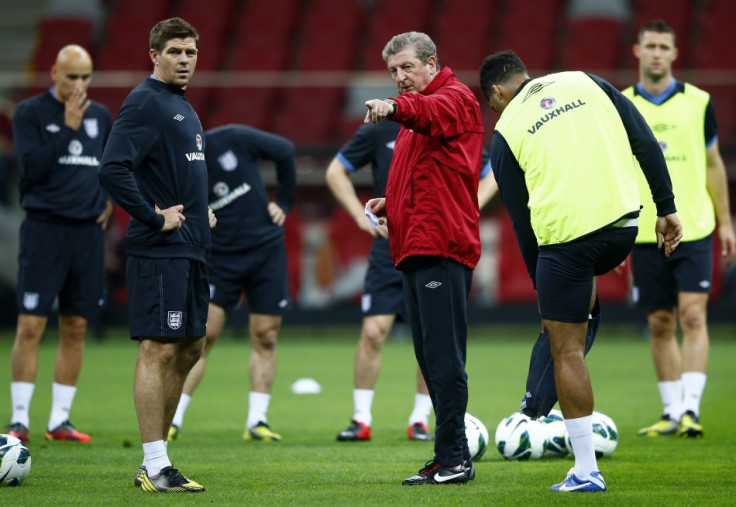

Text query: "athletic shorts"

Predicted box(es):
[631, 235, 713, 311]
[207, 239, 291, 315]
[16, 217, 105, 318]
[126, 256, 209, 340]
[536, 224, 638, 323]
[361, 239, 406, 319]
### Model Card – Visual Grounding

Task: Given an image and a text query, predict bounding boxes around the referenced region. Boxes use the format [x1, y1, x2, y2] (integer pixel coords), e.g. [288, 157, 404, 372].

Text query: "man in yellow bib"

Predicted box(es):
[624, 20, 735, 439]
[479, 51, 682, 492]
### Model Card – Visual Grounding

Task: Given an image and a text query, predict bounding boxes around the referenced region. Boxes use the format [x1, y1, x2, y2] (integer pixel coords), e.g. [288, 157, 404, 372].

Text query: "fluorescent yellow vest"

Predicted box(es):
[622, 83, 713, 243]
[495, 71, 641, 246]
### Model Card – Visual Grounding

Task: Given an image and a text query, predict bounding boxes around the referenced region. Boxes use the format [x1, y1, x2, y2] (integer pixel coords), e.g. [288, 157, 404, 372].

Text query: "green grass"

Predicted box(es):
[1, 323, 735, 505]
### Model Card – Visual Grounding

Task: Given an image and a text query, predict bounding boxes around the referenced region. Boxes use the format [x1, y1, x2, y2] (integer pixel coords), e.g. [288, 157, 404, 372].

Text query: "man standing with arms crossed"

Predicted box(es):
[479, 50, 682, 492]
[327, 120, 496, 442]
[364, 31, 484, 485]
[99, 17, 214, 493]
[9, 44, 112, 443]
[625, 20, 735, 438]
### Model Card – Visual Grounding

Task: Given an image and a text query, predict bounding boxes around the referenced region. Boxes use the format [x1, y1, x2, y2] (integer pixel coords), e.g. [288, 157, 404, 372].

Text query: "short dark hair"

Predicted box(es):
[637, 19, 676, 44]
[149, 17, 199, 53]
[479, 51, 527, 101]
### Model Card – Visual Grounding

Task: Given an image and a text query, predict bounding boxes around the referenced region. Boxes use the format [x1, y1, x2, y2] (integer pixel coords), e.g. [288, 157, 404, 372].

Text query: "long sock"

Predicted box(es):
[142, 440, 171, 476]
[246, 392, 271, 429]
[565, 415, 598, 478]
[172, 393, 191, 428]
[658, 380, 683, 421]
[10, 382, 35, 428]
[407, 393, 433, 426]
[353, 389, 374, 426]
[48, 383, 77, 430]
[681, 372, 706, 416]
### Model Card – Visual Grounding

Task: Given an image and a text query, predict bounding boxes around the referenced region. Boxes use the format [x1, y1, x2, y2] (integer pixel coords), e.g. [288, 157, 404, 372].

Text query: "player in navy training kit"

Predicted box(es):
[169, 124, 296, 443]
[8, 44, 112, 444]
[326, 120, 497, 442]
[99, 18, 212, 493]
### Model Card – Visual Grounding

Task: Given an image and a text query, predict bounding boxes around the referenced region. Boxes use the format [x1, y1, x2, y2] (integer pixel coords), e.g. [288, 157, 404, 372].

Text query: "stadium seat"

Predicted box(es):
[433, 0, 495, 71]
[208, 88, 275, 132]
[272, 88, 344, 146]
[171, 0, 236, 71]
[496, 0, 565, 73]
[561, 18, 625, 72]
[227, 0, 299, 71]
[31, 17, 94, 72]
[692, 2, 736, 70]
[359, 0, 432, 71]
[97, 0, 172, 71]
[497, 213, 537, 303]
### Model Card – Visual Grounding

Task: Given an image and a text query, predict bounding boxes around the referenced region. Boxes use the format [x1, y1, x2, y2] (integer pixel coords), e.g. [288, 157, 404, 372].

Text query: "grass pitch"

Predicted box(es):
[1, 322, 735, 505]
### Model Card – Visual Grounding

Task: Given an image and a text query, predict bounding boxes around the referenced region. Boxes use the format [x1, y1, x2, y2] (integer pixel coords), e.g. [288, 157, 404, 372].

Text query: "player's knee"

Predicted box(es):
[253, 329, 278, 352]
[361, 321, 388, 350]
[648, 310, 676, 338]
[679, 305, 706, 332]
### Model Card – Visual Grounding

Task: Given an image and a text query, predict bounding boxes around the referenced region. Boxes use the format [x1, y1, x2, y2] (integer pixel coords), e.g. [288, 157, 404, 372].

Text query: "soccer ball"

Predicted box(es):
[464, 413, 489, 461]
[0, 434, 32, 487]
[494, 412, 546, 460]
[565, 411, 618, 458]
[541, 409, 569, 457]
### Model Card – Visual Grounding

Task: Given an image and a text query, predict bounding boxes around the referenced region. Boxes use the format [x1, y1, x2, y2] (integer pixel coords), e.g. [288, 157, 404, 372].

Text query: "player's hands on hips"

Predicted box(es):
[268, 202, 285, 226]
[718, 222, 736, 266]
[155, 203, 185, 232]
[96, 200, 114, 230]
[65, 82, 91, 131]
[656, 213, 683, 257]
[208, 207, 217, 229]
[364, 99, 394, 124]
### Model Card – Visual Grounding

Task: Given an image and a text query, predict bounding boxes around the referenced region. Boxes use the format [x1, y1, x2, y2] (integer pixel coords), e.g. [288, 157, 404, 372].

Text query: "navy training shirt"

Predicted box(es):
[205, 124, 296, 253]
[14, 90, 112, 220]
[337, 120, 399, 197]
[99, 78, 209, 262]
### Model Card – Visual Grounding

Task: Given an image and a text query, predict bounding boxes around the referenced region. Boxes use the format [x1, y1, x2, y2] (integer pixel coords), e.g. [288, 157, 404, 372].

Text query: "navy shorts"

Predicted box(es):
[361, 239, 406, 319]
[207, 239, 291, 315]
[536, 225, 638, 323]
[126, 256, 209, 340]
[631, 235, 713, 311]
[16, 217, 105, 318]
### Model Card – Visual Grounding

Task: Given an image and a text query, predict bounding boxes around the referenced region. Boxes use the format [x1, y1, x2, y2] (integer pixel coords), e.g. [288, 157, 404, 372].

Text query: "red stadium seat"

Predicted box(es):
[31, 18, 94, 72]
[208, 88, 275, 132]
[561, 18, 625, 72]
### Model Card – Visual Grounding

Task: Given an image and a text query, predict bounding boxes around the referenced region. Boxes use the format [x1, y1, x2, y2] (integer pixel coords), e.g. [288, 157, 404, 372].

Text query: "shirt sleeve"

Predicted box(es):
[480, 145, 491, 179]
[704, 98, 717, 148]
[98, 99, 164, 231]
[491, 131, 539, 285]
[588, 73, 676, 216]
[243, 126, 296, 214]
[13, 100, 75, 187]
[337, 124, 375, 172]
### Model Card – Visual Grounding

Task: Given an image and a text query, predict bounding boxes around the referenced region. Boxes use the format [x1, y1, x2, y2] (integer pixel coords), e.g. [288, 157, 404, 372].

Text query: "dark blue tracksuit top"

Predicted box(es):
[14, 90, 112, 220]
[99, 78, 210, 263]
[204, 124, 296, 253]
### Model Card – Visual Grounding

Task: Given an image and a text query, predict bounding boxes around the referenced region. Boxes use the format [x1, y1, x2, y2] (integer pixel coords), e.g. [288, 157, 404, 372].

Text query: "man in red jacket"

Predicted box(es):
[365, 31, 484, 486]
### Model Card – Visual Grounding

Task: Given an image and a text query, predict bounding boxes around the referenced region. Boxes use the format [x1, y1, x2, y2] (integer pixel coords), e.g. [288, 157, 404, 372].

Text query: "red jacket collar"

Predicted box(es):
[420, 67, 454, 95]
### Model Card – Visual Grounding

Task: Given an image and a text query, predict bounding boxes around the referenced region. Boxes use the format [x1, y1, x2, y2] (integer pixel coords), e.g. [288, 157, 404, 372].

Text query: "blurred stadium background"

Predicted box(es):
[0, 0, 734, 331]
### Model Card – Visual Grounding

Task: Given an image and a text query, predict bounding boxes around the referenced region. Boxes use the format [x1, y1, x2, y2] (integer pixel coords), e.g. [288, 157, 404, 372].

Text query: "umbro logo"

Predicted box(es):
[425, 281, 442, 289]
[173, 114, 185, 121]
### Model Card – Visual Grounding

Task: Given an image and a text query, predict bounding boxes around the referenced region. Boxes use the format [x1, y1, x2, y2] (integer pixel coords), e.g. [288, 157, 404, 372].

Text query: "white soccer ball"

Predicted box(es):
[0, 434, 32, 487]
[541, 409, 569, 457]
[565, 411, 618, 458]
[494, 412, 546, 460]
[464, 413, 489, 461]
